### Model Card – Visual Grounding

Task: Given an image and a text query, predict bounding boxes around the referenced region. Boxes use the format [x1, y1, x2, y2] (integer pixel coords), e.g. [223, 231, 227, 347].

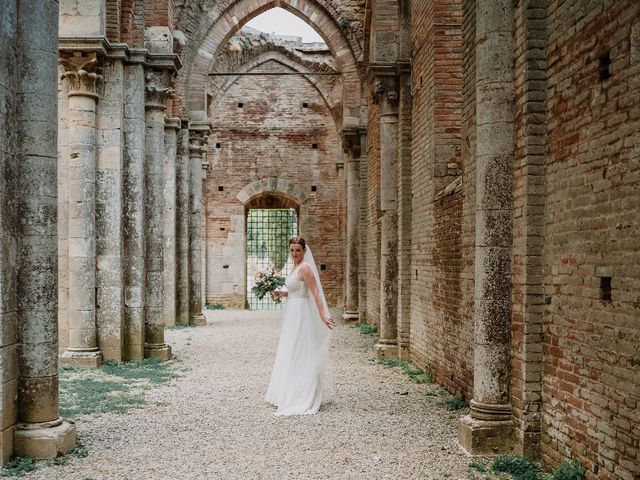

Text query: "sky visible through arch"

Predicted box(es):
[245, 7, 325, 43]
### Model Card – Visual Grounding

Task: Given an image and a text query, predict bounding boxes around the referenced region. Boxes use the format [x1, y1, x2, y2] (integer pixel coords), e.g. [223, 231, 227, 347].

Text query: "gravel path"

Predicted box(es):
[28, 310, 472, 480]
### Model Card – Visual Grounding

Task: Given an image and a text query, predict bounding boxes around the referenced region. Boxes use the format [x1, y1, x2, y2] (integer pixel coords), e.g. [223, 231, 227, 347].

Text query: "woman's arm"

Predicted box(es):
[300, 264, 335, 329]
[273, 290, 288, 299]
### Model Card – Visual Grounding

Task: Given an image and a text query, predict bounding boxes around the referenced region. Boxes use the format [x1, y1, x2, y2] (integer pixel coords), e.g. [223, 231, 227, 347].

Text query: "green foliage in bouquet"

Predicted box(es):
[252, 269, 286, 303]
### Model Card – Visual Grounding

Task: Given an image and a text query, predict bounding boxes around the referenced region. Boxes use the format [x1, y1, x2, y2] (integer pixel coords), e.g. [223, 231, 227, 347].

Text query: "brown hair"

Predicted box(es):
[289, 236, 306, 249]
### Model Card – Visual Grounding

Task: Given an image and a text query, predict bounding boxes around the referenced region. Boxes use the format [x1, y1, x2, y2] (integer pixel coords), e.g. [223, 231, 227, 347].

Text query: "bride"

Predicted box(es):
[265, 236, 335, 415]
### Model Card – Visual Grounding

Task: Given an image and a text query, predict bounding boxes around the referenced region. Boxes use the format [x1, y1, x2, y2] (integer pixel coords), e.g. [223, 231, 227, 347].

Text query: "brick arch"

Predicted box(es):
[236, 178, 309, 207]
[180, 0, 361, 125]
[209, 53, 342, 127]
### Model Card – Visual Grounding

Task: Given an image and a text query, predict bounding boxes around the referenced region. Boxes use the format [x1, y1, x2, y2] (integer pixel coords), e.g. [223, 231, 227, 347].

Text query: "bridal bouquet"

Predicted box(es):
[252, 268, 286, 304]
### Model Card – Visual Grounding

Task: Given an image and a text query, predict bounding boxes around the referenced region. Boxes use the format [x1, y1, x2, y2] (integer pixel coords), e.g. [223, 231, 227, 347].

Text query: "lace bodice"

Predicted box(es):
[285, 265, 308, 299]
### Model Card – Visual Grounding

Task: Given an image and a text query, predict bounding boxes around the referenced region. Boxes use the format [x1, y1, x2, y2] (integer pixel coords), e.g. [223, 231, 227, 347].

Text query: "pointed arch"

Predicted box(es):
[179, 0, 362, 127]
[209, 52, 342, 127]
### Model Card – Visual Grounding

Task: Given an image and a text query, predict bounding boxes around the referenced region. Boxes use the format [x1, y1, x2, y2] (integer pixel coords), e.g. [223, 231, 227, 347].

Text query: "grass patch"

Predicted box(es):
[377, 359, 433, 384]
[206, 303, 225, 310]
[1, 457, 37, 477]
[167, 323, 191, 330]
[436, 388, 468, 411]
[466, 457, 587, 480]
[59, 358, 180, 418]
[356, 323, 378, 336]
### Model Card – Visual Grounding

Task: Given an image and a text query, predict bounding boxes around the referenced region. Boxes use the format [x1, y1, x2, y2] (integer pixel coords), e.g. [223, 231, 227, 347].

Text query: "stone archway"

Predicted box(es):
[177, 0, 362, 129]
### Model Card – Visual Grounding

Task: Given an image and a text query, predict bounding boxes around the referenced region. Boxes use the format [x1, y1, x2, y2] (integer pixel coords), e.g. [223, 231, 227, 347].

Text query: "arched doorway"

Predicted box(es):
[245, 193, 300, 310]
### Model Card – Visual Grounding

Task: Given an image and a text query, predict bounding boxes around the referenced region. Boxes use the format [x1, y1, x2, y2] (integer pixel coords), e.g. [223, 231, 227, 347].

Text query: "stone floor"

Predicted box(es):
[28, 310, 472, 480]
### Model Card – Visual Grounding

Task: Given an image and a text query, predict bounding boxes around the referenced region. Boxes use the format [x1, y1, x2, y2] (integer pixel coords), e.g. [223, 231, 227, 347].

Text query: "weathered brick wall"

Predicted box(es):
[511, 0, 549, 459]
[205, 59, 345, 308]
[407, 0, 473, 398]
[542, 1, 640, 477]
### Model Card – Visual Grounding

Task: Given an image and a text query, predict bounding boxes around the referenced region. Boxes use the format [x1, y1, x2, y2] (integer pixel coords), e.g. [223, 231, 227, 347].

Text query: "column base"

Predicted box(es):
[374, 341, 398, 360]
[14, 418, 76, 459]
[144, 344, 172, 362]
[459, 414, 514, 456]
[190, 313, 206, 326]
[59, 349, 102, 368]
[398, 343, 411, 360]
[342, 311, 359, 323]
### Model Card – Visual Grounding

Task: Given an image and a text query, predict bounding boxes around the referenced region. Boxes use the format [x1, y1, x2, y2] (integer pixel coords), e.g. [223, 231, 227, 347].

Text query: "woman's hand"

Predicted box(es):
[322, 314, 336, 330]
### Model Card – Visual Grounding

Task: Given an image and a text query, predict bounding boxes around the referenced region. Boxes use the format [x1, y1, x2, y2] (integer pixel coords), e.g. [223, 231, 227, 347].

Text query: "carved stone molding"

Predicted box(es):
[59, 52, 102, 99]
[145, 68, 175, 110]
[341, 128, 361, 158]
[370, 76, 399, 112]
[188, 129, 209, 158]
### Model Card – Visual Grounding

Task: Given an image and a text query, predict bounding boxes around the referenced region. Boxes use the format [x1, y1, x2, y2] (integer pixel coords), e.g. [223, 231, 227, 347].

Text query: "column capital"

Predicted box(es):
[145, 68, 175, 110]
[188, 129, 209, 157]
[370, 75, 399, 114]
[59, 51, 102, 99]
[164, 116, 181, 131]
[341, 128, 362, 159]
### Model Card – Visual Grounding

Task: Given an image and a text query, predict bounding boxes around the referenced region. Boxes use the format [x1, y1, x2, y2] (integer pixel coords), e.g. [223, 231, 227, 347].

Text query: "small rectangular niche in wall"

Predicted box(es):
[312, 143, 318, 149]
[216, 143, 221, 148]
[237, 102, 244, 108]
[218, 186, 224, 191]
[311, 185, 317, 192]
[599, 276, 612, 302]
[320, 264, 326, 271]
[302, 102, 309, 108]
[599, 51, 612, 81]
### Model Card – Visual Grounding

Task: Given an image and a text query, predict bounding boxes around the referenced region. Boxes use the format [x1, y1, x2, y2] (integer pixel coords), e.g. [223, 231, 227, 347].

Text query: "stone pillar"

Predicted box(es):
[143, 69, 173, 361]
[175, 127, 190, 325]
[13, 0, 76, 457]
[59, 52, 103, 368]
[342, 129, 361, 322]
[187, 122, 210, 326]
[459, 0, 515, 455]
[373, 76, 400, 360]
[95, 58, 125, 361]
[201, 161, 209, 310]
[163, 117, 181, 327]
[122, 60, 146, 361]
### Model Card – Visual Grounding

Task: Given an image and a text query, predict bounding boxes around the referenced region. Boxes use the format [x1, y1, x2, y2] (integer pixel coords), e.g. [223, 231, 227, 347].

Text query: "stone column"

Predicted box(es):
[373, 76, 400, 360]
[188, 122, 210, 326]
[342, 128, 361, 322]
[59, 52, 103, 368]
[459, 0, 515, 455]
[175, 127, 190, 325]
[143, 69, 173, 361]
[201, 161, 209, 310]
[14, 0, 76, 457]
[122, 60, 146, 361]
[163, 117, 181, 327]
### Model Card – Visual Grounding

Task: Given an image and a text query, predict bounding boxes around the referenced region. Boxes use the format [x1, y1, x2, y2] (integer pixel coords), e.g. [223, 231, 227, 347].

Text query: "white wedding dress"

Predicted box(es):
[265, 257, 331, 416]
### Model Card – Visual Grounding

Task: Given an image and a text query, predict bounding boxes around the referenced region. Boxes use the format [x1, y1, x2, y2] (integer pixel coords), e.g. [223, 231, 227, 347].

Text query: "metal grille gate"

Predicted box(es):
[246, 209, 298, 310]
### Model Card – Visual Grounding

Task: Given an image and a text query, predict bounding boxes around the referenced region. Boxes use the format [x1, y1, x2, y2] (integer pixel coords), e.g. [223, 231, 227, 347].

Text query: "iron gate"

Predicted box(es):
[246, 208, 298, 310]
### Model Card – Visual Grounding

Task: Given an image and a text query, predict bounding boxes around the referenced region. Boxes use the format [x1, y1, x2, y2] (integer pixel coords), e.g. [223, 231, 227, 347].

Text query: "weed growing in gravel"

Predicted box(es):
[355, 323, 378, 336]
[167, 323, 191, 330]
[436, 388, 468, 411]
[0, 457, 37, 477]
[466, 456, 587, 480]
[377, 359, 433, 384]
[59, 358, 180, 418]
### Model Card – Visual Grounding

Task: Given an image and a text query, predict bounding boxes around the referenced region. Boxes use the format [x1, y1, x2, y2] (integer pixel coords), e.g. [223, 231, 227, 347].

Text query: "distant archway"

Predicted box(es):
[178, 0, 362, 127]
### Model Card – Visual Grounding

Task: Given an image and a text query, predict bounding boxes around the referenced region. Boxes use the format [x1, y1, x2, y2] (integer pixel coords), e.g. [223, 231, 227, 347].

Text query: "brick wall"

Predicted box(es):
[407, 0, 472, 398]
[542, 1, 640, 477]
[206, 59, 345, 308]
